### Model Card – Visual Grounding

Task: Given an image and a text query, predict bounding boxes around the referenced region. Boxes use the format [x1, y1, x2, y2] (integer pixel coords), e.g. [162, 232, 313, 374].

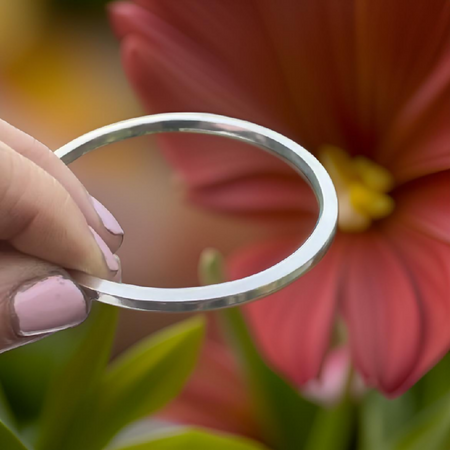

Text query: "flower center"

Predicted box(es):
[319, 146, 395, 233]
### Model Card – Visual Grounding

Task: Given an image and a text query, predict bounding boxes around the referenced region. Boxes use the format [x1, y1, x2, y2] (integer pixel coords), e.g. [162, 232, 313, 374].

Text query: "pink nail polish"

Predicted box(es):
[13, 276, 88, 337]
[91, 197, 123, 236]
[89, 227, 120, 273]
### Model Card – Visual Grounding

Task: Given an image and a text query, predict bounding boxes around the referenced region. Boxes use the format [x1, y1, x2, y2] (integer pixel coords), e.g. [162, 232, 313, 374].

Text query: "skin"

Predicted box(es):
[0, 119, 123, 352]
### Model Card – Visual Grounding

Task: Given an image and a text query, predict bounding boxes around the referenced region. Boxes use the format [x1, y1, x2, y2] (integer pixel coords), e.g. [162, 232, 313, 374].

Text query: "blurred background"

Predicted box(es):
[0, 0, 294, 352]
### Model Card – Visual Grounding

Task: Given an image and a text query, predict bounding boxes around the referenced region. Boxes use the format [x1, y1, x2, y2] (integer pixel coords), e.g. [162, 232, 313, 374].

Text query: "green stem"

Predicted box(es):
[199, 249, 317, 449]
[304, 362, 357, 450]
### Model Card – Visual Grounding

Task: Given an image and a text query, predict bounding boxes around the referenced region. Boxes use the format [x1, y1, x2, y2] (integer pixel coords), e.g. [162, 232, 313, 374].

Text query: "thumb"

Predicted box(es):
[0, 140, 119, 279]
[0, 250, 92, 353]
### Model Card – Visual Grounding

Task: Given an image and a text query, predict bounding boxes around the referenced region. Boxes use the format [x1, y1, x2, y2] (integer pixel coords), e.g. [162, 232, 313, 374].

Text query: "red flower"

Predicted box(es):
[110, 0, 450, 395]
[160, 340, 360, 439]
[161, 339, 259, 439]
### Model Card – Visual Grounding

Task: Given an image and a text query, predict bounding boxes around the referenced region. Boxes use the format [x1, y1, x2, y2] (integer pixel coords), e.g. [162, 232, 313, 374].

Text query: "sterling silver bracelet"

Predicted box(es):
[57, 113, 338, 312]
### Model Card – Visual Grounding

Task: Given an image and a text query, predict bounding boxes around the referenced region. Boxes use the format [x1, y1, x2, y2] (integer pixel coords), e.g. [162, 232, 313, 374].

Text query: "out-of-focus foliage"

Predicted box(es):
[0, 308, 207, 450]
[0, 0, 49, 69]
[111, 428, 270, 450]
[199, 250, 356, 450]
[359, 355, 450, 450]
[52, 0, 112, 13]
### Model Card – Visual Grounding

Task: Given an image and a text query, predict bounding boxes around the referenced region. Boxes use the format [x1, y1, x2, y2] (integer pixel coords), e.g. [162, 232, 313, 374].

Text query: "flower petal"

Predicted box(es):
[303, 346, 365, 405]
[379, 51, 450, 182]
[382, 224, 450, 395]
[342, 230, 424, 395]
[112, 0, 450, 187]
[353, 0, 450, 137]
[110, 2, 301, 188]
[160, 340, 257, 438]
[228, 236, 344, 385]
[134, 0, 450, 155]
[127, 0, 372, 153]
[131, 0, 303, 126]
[392, 171, 450, 244]
[187, 175, 317, 215]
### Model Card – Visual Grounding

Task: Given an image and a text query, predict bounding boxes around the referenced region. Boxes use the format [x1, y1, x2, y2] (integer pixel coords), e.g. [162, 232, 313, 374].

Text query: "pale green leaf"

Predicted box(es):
[219, 307, 317, 450]
[0, 383, 16, 430]
[75, 316, 205, 450]
[389, 392, 450, 450]
[199, 249, 317, 450]
[359, 391, 416, 450]
[112, 428, 268, 450]
[35, 304, 118, 450]
[0, 419, 29, 450]
[411, 353, 450, 408]
[304, 395, 356, 450]
[0, 313, 93, 424]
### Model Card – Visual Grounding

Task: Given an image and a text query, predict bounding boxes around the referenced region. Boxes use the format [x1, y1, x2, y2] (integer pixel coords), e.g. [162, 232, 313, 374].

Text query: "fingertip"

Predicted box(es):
[91, 197, 123, 236]
[88, 227, 120, 278]
[11, 275, 89, 337]
[90, 196, 124, 253]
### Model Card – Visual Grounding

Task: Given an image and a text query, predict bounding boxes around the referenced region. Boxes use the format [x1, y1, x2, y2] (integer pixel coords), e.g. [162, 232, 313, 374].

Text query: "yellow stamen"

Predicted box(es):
[319, 145, 356, 188]
[349, 182, 395, 219]
[319, 146, 395, 233]
[352, 156, 395, 193]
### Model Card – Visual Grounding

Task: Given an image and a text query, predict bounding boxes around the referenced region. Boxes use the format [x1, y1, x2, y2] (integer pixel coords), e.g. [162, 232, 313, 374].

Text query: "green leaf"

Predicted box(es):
[75, 316, 205, 450]
[0, 419, 29, 450]
[0, 314, 93, 424]
[411, 353, 450, 409]
[112, 428, 268, 450]
[198, 248, 317, 450]
[359, 391, 416, 450]
[220, 307, 317, 450]
[304, 395, 356, 450]
[35, 304, 118, 450]
[388, 392, 450, 450]
[0, 383, 16, 430]
[51, 0, 112, 13]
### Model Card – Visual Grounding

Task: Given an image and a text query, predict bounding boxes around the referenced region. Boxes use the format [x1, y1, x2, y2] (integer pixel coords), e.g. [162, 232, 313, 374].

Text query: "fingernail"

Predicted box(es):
[12, 276, 88, 337]
[91, 197, 124, 237]
[89, 227, 120, 273]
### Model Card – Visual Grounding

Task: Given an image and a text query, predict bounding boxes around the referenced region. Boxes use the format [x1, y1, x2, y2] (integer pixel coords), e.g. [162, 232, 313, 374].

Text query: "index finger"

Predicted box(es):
[0, 140, 119, 279]
[0, 119, 123, 252]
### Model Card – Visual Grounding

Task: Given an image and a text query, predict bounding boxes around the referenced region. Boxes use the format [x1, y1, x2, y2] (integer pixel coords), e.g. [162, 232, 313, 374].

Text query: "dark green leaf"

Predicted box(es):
[304, 395, 356, 450]
[198, 249, 317, 450]
[0, 383, 16, 430]
[0, 314, 93, 424]
[35, 304, 118, 450]
[411, 353, 450, 409]
[51, 0, 112, 13]
[219, 308, 317, 450]
[388, 392, 450, 450]
[359, 391, 416, 450]
[75, 316, 205, 450]
[112, 428, 268, 450]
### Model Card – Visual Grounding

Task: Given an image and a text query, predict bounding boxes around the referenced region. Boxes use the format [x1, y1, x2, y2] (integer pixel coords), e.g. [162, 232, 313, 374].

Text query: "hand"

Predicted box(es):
[0, 119, 124, 352]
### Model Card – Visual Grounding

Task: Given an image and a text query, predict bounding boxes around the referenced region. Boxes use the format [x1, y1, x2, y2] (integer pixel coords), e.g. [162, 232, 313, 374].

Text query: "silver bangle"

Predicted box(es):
[57, 113, 338, 312]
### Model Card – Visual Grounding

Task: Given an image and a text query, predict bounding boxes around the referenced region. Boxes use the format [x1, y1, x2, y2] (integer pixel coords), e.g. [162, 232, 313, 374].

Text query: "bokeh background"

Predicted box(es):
[0, 0, 299, 352]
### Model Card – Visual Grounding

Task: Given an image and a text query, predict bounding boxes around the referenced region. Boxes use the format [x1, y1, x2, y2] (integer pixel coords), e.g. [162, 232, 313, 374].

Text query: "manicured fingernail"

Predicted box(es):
[91, 197, 124, 236]
[89, 227, 120, 273]
[12, 276, 88, 337]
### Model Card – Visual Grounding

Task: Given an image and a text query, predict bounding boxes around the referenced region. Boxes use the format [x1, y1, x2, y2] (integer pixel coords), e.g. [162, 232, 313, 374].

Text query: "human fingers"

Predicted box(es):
[0, 139, 119, 278]
[0, 249, 90, 353]
[0, 119, 123, 252]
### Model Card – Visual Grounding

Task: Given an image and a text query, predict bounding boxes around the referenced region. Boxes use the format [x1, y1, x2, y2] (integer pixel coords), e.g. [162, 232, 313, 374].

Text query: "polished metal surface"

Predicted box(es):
[56, 113, 338, 312]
